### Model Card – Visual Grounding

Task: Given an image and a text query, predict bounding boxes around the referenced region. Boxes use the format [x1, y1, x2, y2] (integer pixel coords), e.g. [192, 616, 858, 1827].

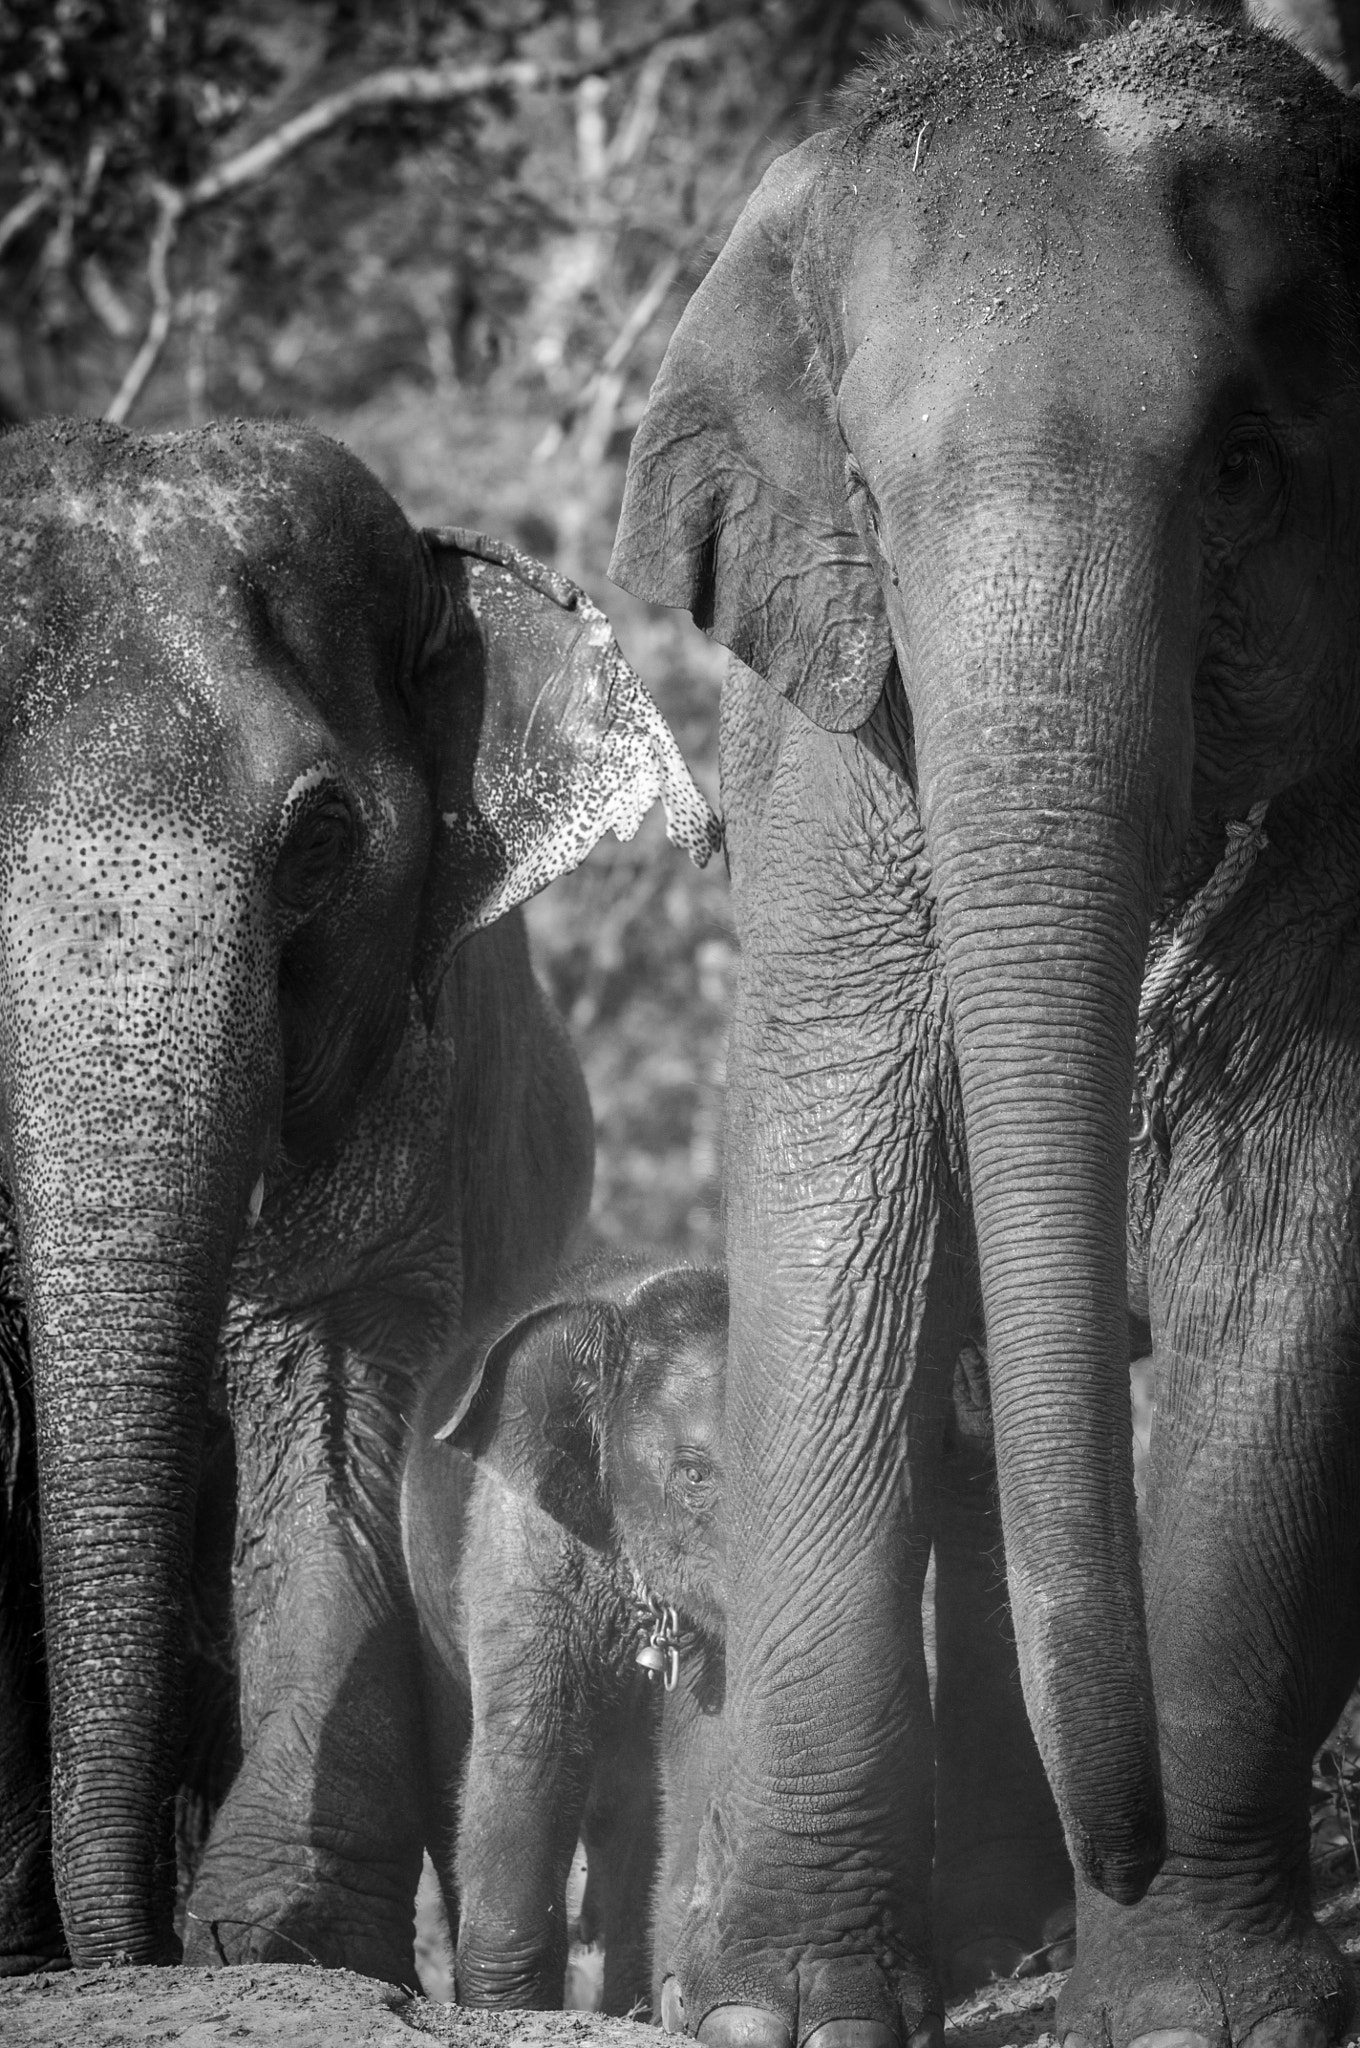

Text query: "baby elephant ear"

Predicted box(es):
[413, 529, 721, 1016]
[609, 136, 891, 733]
[433, 1297, 627, 1548]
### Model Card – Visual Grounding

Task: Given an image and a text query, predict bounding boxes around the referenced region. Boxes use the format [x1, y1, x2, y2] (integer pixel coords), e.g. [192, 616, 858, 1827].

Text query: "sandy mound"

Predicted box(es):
[0, 1966, 652, 2047]
[5, 1893, 1360, 2048]
[0, 1960, 1062, 2048]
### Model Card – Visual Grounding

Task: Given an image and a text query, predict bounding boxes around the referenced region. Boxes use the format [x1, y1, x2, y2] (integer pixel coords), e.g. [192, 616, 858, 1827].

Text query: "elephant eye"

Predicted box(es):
[669, 1451, 716, 1512]
[275, 800, 356, 913]
[1210, 425, 1282, 514]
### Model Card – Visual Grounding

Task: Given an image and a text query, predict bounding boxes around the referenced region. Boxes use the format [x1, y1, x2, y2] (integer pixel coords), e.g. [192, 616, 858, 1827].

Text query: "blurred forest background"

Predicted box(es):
[0, 0, 924, 1260]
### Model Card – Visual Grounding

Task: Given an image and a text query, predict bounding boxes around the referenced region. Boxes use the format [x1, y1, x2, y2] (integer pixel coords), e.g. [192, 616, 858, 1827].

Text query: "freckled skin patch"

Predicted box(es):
[0, 418, 600, 1979]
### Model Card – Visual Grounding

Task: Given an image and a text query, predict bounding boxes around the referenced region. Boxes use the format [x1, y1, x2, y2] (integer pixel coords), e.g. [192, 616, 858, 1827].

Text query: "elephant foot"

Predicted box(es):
[1058, 1888, 1355, 2048]
[183, 1866, 416, 1985]
[932, 1842, 1075, 1995]
[0, 1946, 70, 1978]
[661, 1907, 941, 2047]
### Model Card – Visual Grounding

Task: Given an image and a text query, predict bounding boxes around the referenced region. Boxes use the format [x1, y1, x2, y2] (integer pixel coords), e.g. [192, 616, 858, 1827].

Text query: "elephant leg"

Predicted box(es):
[451, 1486, 622, 2008]
[671, 701, 968, 2047]
[0, 1297, 65, 1974]
[580, 1693, 660, 2017]
[416, 1625, 470, 1945]
[653, 1656, 726, 2016]
[175, 1408, 242, 1931]
[184, 1313, 425, 1984]
[930, 1337, 1073, 1996]
[1060, 1127, 1360, 2048]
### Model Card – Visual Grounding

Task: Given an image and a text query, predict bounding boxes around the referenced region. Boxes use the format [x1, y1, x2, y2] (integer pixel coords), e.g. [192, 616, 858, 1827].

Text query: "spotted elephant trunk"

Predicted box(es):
[904, 489, 1193, 1902]
[0, 831, 276, 1961]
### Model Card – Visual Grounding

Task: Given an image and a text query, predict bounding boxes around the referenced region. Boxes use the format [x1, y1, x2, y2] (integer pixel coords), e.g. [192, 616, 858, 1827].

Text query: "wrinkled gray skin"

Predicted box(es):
[611, 13, 1360, 2048]
[0, 418, 692, 1982]
[402, 1257, 726, 2015]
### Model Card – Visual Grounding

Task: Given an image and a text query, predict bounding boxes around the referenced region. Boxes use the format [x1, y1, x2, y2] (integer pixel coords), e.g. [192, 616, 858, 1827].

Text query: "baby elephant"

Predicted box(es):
[402, 1257, 726, 2014]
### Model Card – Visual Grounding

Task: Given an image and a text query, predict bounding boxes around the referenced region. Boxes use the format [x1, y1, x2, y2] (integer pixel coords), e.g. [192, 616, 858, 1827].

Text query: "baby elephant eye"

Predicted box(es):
[669, 1451, 716, 1510]
[275, 801, 356, 913]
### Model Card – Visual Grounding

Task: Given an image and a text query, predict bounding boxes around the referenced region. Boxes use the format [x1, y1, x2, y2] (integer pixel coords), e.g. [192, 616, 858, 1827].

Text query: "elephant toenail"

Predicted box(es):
[1063, 2034, 1094, 2048]
[661, 1978, 687, 2034]
[802, 2024, 902, 2048]
[1126, 2032, 1215, 2048]
[1239, 2019, 1329, 2048]
[698, 2006, 795, 2048]
[907, 2021, 945, 2048]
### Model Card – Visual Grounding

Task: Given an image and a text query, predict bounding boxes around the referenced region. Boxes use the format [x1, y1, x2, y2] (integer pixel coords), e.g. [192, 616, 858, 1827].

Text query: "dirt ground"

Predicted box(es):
[4, 1887, 1360, 2048]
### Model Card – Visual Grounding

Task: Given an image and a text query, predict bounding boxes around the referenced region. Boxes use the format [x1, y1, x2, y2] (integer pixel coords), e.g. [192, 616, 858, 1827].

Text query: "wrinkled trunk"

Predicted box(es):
[0, 835, 273, 1962]
[904, 491, 1193, 1902]
[26, 1234, 230, 1959]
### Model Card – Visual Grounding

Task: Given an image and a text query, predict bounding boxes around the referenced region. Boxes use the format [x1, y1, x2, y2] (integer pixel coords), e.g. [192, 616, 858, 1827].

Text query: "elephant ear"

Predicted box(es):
[411, 529, 721, 1017]
[608, 136, 891, 734]
[433, 1297, 627, 1550]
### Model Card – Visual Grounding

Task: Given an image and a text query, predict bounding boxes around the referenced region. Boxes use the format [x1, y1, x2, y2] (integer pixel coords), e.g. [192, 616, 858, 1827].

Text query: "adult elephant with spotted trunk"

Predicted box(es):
[611, 12, 1360, 2048]
[0, 418, 718, 1982]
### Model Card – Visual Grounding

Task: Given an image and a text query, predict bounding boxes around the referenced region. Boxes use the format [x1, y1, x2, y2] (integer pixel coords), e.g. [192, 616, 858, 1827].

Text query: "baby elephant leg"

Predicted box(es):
[579, 1688, 660, 2017]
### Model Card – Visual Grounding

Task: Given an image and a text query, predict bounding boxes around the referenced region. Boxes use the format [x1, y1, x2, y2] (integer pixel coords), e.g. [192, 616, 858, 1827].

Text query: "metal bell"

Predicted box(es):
[636, 1641, 668, 1679]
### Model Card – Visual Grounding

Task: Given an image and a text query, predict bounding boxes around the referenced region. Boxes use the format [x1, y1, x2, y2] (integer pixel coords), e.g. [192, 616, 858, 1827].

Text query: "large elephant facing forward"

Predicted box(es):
[0, 418, 718, 1983]
[611, 12, 1360, 2048]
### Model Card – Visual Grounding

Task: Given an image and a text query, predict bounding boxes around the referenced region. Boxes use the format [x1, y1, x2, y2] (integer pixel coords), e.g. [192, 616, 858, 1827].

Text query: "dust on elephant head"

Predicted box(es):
[0, 417, 718, 1979]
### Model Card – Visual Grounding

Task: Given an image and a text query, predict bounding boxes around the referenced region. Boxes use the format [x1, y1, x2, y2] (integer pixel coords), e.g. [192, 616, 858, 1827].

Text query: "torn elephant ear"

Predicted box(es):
[412, 527, 722, 1015]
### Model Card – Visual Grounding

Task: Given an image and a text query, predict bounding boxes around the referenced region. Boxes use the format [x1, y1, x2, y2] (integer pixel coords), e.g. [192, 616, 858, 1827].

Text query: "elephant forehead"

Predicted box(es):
[829, 10, 1343, 346]
[0, 419, 418, 727]
[0, 415, 408, 565]
[0, 610, 343, 851]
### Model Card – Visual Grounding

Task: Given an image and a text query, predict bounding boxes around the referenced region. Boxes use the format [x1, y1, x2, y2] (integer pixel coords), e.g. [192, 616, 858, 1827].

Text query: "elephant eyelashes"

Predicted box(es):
[274, 801, 357, 913]
[1209, 426, 1284, 524]
[670, 1453, 717, 1513]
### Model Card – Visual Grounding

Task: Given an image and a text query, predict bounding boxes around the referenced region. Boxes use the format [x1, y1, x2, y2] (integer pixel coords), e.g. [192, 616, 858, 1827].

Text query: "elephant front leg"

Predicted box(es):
[580, 1693, 660, 2016]
[183, 1310, 425, 1984]
[670, 991, 968, 2046]
[930, 1338, 1073, 1995]
[1060, 1134, 1360, 2048]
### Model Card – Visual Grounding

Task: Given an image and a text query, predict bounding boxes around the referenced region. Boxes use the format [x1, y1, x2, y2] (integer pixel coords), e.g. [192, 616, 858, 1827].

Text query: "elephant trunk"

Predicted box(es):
[0, 834, 275, 1962]
[907, 490, 1191, 1902]
[25, 1231, 231, 1960]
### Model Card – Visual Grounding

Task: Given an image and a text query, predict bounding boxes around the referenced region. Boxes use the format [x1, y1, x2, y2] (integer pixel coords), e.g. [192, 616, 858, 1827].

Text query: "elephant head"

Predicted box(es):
[610, 16, 1360, 1906]
[438, 1259, 728, 1633]
[0, 417, 717, 1964]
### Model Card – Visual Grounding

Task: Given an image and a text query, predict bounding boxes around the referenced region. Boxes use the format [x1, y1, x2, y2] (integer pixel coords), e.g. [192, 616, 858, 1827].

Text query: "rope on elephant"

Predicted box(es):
[1138, 799, 1269, 1023]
